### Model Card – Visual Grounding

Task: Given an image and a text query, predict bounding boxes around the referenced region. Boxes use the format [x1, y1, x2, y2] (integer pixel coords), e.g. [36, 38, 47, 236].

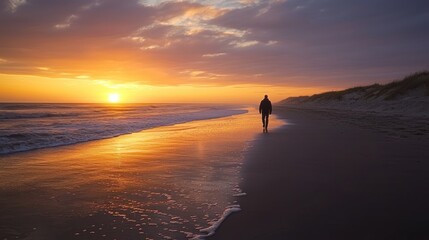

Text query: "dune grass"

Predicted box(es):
[284, 71, 429, 103]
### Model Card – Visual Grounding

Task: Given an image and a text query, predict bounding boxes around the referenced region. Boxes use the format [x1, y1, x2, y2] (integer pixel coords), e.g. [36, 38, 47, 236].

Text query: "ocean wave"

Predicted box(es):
[0, 105, 247, 155]
[0, 112, 82, 119]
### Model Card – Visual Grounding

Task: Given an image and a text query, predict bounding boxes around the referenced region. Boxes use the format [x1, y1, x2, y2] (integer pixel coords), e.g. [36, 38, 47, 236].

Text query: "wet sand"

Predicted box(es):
[210, 106, 429, 240]
[0, 109, 283, 240]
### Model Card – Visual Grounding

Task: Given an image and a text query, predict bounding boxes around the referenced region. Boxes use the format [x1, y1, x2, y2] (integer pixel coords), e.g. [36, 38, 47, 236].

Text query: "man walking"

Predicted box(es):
[259, 95, 272, 132]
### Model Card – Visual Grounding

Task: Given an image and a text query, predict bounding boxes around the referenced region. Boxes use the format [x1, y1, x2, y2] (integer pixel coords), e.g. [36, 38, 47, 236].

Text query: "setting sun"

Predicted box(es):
[108, 93, 120, 103]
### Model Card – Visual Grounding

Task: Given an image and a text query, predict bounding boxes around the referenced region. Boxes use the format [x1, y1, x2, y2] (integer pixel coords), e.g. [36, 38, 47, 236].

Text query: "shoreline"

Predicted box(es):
[0, 105, 248, 156]
[209, 106, 429, 239]
[0, 109, 284, 240]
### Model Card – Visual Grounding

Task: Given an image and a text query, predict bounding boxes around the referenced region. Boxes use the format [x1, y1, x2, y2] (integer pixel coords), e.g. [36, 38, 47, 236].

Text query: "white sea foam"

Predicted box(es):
[0, 103, 247, 154]
[190, 205, 241, 240]
[233, 192, 247, 197]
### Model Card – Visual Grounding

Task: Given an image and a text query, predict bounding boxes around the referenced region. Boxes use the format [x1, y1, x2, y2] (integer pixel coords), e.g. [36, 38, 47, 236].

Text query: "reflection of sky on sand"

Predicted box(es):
[0, 108, 284, 239]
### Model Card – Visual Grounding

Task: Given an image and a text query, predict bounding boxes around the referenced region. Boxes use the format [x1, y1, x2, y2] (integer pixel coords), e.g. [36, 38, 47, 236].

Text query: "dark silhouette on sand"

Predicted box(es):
[259, 95, 272, 132]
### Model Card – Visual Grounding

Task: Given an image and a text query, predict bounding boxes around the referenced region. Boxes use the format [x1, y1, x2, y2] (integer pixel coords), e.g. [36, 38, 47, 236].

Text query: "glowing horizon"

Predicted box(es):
[0, 73, 329, 104]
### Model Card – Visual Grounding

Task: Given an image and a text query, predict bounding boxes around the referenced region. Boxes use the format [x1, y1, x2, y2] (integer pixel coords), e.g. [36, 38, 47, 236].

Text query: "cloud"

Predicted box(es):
[6, 0, 26, 13]
[1, 0, 429, 88]
[202, 53, 226, 57]
[53, 0, 103, 29]
[230, 40, 259, 48]
[180, 69, 229, 80]
[54, 14, 79, 29]
[126, 2, 248, 51]
[36, 67, 49, 71]
[209, 0, 429, 85]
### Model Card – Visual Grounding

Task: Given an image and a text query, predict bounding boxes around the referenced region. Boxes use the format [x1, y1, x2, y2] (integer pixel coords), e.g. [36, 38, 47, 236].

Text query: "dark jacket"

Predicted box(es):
[259, 98, 272, 114]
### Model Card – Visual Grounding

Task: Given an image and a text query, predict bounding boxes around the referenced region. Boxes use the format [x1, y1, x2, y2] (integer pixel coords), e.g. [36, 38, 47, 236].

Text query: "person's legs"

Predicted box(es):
[262, 114, 266, 127]
[265, 114, 269, 129]
[262, 113, 268, 129]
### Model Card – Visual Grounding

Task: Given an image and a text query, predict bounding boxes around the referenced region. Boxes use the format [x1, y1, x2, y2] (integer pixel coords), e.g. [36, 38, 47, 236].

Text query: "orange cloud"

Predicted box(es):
[1, 0, 427, 104]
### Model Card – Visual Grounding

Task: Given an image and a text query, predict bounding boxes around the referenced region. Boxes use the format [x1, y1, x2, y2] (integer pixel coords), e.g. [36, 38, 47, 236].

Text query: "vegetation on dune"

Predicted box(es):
[379, 71, 429, 100]
[282, 71, 429, 103]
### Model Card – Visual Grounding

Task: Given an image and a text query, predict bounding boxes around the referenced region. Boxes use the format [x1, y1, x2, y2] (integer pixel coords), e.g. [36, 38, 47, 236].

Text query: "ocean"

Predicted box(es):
[0, 103, 279, 239]
[0, 103, 247, 155]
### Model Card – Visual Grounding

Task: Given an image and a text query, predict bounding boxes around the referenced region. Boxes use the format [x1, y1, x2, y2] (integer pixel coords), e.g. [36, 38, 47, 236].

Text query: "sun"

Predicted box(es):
[108, 93, 120, 103]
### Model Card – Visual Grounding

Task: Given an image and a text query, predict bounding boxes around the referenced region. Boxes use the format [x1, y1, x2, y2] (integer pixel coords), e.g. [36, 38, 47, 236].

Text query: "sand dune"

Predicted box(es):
[280, 71, 429, 117]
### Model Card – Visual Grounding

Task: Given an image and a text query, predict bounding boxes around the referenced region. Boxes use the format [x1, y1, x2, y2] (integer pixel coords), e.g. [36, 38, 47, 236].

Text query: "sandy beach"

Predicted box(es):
[1, 104, 428, 239]
[0, 109, 283, 240]
[2, 0, 429, 239]
[210, 106, 429, 240]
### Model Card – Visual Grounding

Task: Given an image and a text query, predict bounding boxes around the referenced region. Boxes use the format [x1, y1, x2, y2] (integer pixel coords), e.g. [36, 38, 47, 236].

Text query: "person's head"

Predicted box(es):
[264, 95, 268, 99]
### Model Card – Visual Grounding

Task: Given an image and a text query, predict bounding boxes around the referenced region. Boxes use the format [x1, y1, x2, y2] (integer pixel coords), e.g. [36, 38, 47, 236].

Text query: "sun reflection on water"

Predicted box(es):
[0, 108, 285, 239]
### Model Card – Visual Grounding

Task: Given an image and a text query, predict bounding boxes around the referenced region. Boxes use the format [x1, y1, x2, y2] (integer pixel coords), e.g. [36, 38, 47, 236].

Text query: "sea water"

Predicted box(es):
[0, 103, 282, 239]
[0, 103, 246, 154]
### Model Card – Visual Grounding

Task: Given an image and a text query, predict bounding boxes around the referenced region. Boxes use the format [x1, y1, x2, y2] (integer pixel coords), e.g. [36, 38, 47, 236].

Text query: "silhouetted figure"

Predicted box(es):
[259, 95, 272, 132]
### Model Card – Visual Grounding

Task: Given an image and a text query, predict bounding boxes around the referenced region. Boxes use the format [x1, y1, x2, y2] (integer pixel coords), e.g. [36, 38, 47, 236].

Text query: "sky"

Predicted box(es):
[0, 0, 428, 103]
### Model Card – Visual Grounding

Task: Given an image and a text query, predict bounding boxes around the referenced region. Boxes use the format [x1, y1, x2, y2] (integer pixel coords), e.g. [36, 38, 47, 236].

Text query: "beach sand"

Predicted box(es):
[210, 106, 429, 240]
[0, 109, 283, 240]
